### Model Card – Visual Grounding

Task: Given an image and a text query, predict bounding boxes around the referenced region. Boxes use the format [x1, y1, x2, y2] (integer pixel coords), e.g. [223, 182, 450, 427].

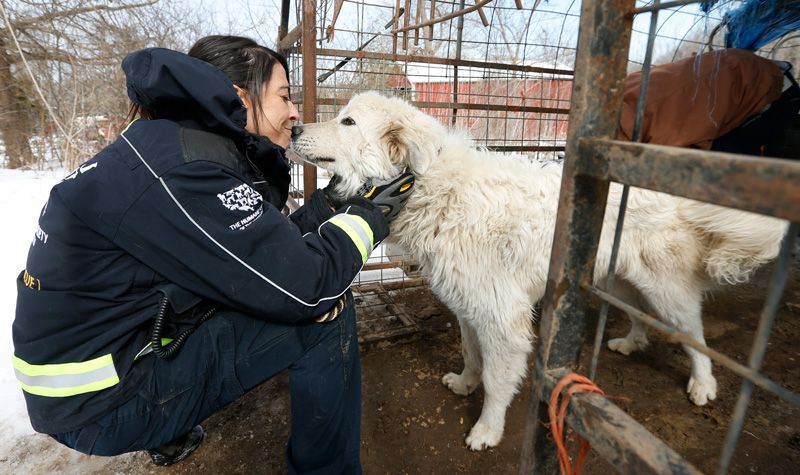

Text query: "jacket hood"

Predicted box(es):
[122, 47, 249, 141]
[122, 47, 291, 185]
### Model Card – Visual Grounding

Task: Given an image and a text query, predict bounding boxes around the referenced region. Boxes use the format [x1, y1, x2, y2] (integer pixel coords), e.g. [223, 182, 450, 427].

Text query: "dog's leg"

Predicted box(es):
[607, 280, 649, 355]
[643, 281, 717, 406]
[608, 317, 649, 355]
[442, 318, 482, 396]
[465, 311, 532, 451]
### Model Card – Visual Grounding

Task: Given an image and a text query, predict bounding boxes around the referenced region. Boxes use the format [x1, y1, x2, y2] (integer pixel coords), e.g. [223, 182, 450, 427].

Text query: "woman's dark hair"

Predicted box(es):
[125, 102, 154, 124]
[187, 35, 291, 133]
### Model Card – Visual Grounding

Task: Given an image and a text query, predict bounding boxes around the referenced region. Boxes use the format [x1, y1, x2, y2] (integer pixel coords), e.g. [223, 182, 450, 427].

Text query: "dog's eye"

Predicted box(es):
[340, 117, 356, 126]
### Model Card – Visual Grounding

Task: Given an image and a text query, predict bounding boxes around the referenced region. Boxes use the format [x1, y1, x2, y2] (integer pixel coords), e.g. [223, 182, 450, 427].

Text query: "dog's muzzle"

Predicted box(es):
[291, 125, 304, 138]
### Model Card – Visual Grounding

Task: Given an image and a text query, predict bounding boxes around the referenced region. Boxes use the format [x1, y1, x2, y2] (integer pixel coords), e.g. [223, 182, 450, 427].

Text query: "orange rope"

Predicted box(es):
[548, 373, 605, 475]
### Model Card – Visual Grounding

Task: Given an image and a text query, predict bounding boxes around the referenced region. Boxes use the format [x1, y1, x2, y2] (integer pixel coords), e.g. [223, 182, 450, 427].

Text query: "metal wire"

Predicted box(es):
[633, 0, 704, 14]
[589, 0, 660, 380]
[716, 223, 800, 475]
[588, 285, 800, 408]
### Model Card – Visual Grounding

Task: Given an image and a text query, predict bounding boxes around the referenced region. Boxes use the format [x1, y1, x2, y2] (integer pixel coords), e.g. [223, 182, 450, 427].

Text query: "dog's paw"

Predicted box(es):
[608, 337, 639, 356]
[442, 372, 478, 396]
[687, 376, 717, 406]
[465, 421, 503, 451]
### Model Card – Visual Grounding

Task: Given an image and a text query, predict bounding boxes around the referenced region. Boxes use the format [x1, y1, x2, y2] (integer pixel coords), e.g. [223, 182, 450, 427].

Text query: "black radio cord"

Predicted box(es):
[150, 295, 218, 359]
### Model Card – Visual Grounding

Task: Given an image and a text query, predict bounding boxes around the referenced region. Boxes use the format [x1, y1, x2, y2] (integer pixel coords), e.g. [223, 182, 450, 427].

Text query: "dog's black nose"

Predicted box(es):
[291, 125, 303, 138]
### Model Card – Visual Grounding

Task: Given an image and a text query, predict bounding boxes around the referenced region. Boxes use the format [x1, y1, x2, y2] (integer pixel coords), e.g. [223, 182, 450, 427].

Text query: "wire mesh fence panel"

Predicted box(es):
[278, 1, 800, 472]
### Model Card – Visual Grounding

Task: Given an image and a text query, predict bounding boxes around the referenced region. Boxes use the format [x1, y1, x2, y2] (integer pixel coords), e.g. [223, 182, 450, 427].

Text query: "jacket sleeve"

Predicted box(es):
[289, 189, 336, 234]
[114, 160, 388, 323]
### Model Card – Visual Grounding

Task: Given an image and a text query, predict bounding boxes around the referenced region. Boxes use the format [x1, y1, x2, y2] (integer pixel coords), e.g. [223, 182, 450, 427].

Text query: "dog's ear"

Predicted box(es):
[382, 123, 407, 168]
[380, 116, 437, 175]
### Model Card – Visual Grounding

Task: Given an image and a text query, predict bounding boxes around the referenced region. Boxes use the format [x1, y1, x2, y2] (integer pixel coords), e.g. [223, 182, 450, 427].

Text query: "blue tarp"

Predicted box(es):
[700, 0, 800, 50]
[723, 0, 800, 50]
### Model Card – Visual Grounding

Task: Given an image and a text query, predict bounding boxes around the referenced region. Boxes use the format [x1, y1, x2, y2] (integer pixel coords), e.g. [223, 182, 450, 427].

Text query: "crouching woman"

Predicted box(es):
[12, 35, 412, 474]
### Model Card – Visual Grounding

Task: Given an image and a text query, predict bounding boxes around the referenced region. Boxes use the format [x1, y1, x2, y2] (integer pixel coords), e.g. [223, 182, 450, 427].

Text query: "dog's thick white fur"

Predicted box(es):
[290, 91, 788, 450]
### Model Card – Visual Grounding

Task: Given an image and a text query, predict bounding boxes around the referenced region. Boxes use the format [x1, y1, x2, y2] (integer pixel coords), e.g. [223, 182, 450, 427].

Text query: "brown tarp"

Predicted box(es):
[619, 48, 784, 149]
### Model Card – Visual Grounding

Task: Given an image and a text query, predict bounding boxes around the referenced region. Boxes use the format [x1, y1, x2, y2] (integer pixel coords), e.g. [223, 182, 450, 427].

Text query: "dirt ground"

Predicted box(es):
[4, 261, 800, 475]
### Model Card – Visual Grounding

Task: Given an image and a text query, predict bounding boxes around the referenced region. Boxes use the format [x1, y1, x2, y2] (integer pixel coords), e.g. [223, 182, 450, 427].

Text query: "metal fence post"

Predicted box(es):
[519, 0, 635, 472]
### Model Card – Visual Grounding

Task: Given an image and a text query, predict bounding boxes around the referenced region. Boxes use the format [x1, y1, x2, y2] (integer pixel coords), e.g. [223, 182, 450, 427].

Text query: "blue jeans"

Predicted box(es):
[53, 293, 362, 474]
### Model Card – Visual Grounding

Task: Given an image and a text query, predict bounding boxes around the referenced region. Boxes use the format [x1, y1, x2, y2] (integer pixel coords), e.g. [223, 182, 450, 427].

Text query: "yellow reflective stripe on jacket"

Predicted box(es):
[120, 118, 138, 135]
[328, 214, 374, 263]
[12, 354, 120, 397]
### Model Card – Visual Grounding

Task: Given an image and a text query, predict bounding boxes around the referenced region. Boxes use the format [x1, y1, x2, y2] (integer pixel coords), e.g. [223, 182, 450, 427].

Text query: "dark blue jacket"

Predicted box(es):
[12, 48, 388, 434]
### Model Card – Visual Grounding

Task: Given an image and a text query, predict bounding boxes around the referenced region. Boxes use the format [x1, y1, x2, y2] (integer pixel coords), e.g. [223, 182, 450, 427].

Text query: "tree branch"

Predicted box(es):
[11, 0, 159, 30]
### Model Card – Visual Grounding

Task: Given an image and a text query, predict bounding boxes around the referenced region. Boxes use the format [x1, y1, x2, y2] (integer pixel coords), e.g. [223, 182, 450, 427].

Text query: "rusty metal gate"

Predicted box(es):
[520, 1, 800, 474]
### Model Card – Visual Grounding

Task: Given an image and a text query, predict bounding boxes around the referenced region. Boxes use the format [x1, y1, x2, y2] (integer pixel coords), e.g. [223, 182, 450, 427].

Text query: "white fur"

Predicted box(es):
[290, 91, 789, 450]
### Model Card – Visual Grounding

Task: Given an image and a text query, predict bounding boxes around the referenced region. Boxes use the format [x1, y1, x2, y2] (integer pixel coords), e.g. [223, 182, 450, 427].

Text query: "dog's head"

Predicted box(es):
[290, 91, 444, 198]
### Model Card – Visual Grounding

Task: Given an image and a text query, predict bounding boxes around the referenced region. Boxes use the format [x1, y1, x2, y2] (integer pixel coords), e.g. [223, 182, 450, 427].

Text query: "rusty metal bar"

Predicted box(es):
[314, 96, 569, 114]
[716, 223, 799, 474]
[536, 369, 703, 475]
[393, 0, 492, 34]
[632, 0, 703, 14]
[452, 0, 466, 126]
[579, 138, 800, 222]
[301, 0, 317, 200]
[277, 0, 291, 50]
[352, 281, 422, 345]
[364, 277, 426, 292]
[487, 145, 565, 152]
[474, 0, 489, 27]
[359, 325, 418, 344]
[630, 6, 660, 143]
[519, 1, 635, 473]
[317, 9, 405, 84]
[588, 286, 800, 407]
[378, 283, 419, 328]
[354, 280, 427, 297]
[361, 259, 417, 272]
[589, 0, 660, 381]
[588, 185, 629, 380]
[278, 24, 303, 52]
[325, 0, 345, 41]
[414, 0, 422, 45]
[393, 0, 400, 54]
[428, 0, 436, 42]
[315, 47, 574, 75]
[403, 0, 410, 49]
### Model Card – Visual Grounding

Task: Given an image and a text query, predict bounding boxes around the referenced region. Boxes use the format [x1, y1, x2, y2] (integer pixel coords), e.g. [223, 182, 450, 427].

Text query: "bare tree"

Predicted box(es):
[0, 0, 208, 169]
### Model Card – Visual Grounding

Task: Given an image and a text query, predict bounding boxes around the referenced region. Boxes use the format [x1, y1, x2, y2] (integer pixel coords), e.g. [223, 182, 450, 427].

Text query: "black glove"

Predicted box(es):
[355, 172, 415, 221]
[323, 172, 415, 221]
[323, 174, 347, 210]
[289, 189, 336, 234]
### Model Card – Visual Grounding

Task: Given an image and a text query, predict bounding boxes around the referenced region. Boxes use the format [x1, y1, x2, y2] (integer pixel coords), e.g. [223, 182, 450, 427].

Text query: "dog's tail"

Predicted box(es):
[681, 201, 789, 285]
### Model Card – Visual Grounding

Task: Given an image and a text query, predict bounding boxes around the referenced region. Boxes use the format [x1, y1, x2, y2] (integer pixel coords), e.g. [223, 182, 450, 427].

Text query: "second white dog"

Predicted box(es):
[290, 91, 787, 450]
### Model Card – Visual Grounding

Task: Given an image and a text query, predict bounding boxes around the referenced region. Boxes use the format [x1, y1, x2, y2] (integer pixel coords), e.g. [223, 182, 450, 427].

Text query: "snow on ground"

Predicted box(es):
[0, 166, 410, 472]
[0, 169, 121, 474]
[0, 168, 62, 442]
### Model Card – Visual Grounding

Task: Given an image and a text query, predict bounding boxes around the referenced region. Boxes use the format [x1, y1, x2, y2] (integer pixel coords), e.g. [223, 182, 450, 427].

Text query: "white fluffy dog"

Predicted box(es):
[290, 91, 787, 450]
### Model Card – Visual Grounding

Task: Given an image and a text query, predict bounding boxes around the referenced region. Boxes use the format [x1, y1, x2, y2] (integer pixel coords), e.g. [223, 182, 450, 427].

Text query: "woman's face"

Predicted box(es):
[238, 63, 299, 148]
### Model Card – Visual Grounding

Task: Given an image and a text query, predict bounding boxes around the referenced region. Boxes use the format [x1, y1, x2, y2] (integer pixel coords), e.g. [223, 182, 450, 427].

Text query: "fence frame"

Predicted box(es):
[519, 1, 800, 474]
